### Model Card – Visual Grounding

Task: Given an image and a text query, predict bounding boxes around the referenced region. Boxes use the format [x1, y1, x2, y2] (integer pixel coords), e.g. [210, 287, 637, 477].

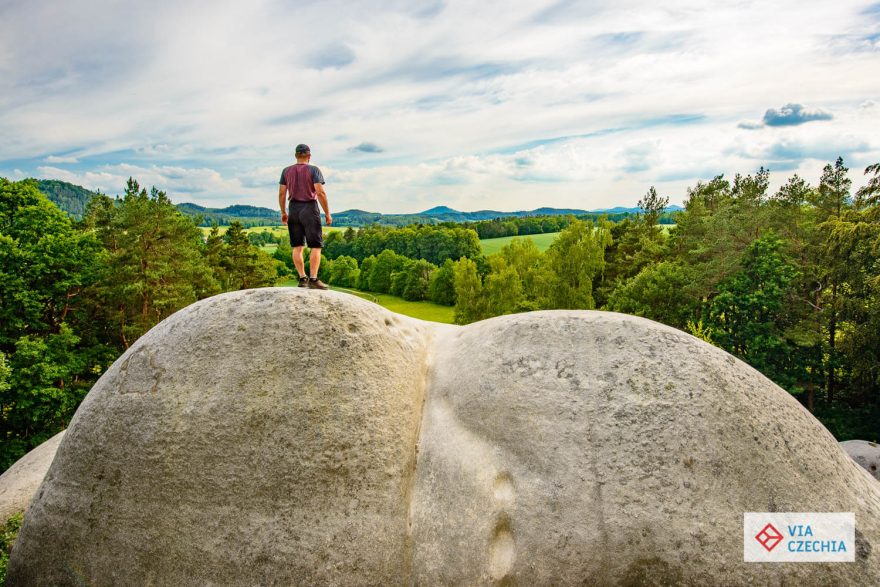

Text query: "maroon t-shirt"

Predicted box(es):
[280, 164, 325, 202]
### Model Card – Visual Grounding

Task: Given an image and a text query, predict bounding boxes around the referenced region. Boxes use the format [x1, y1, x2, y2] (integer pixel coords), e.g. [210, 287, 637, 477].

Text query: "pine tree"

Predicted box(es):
[85, 178, 219, 348]
[814, 158, 853, 404]
[638, 186, 669, 229]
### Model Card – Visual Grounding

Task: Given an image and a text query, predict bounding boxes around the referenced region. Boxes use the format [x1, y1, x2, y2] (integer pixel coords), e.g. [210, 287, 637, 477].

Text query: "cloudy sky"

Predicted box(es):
[1, 0, 879, 213]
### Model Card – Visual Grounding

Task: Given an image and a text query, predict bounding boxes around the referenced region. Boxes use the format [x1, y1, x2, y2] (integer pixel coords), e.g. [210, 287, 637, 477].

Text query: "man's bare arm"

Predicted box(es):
[315, 183, 331, 225]
[278, 185, 287, 223]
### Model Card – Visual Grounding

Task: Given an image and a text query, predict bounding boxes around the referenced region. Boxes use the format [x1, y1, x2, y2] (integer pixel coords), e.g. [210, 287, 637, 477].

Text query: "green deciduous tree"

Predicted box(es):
[389, 259, 413, 297]
[0, 179, 103, 345]
[402, 259, 436, 301]
[357, 255, 376, 290]
[545, 219, 612, 309]
[452, 257, 486, 324]
[483, 256, 524, 316]
[0, 179, 109, 469]
[272, 238, 294, 272]
[219, 222, 284, 290]
[497, 237, 553, 308]
[704, 234, 802, 390]
[328, 256, 360, 288]
[368, 249, 408, 293]
[6, 325, 93, 461]
[429, 259, 456, 306]
[607, 261, 698, 328]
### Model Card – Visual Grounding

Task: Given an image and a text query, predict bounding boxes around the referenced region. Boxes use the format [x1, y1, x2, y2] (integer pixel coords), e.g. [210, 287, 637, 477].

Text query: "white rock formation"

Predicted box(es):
[841, 440, 880, 481]
[0, 431, 65, 521]
[8, 289, 880, 585]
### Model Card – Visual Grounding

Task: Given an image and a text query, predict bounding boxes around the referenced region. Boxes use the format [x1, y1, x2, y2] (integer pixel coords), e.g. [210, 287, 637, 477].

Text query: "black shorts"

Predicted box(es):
[287, 200, 323, 248]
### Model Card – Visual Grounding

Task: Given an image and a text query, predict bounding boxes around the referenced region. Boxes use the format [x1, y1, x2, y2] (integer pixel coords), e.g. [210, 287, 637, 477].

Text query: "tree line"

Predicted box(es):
[462, 208, 677, 239]
[309, 209, 674, 252]
[0, 178, 287, 470]
[321, 224, 482, 266]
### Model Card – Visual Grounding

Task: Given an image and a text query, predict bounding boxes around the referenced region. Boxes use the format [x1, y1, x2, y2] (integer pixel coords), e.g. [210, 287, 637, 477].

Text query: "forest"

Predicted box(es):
[2, 156, 879, 474]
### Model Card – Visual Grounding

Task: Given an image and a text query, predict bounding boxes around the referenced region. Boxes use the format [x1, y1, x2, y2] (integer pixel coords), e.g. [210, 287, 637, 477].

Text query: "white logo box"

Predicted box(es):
[743, 512, 855, 562]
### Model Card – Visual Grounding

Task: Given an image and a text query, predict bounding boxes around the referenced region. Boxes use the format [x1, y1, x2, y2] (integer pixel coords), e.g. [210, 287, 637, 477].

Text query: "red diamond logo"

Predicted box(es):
[755, 523, 784, 552]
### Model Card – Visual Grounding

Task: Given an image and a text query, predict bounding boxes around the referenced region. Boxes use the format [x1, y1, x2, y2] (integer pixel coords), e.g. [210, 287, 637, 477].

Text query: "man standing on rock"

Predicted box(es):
[279, 144, 332, 289]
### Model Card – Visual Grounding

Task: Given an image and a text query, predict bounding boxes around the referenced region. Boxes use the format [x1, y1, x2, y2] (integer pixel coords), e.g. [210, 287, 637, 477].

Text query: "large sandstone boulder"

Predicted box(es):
[841, 440, 880, 481]
[0, 431, 65, 521]
[8, 288, 880, 585]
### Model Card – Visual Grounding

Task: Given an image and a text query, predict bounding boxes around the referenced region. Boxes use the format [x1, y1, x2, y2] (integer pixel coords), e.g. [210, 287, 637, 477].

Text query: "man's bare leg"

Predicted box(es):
[292, 246, 306, 278]
[309, 247, 322, 278]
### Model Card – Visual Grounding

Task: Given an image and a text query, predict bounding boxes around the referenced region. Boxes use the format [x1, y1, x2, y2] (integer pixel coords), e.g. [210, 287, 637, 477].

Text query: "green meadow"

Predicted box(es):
[200, 225, 345, 237]
[201, 225, 346, 253]
[479, 224, 675, 255]
[479, 231, 560, 255]
[275, 280, 454, 324]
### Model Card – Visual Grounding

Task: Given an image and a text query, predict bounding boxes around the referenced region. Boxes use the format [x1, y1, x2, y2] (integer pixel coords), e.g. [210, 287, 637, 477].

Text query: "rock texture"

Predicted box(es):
[8, 289, 880, 585]
[0, 431, 65, 521]
[842, 440, 880, 481]
[9, 289, 431, 586]
[412, 312, 880, 585]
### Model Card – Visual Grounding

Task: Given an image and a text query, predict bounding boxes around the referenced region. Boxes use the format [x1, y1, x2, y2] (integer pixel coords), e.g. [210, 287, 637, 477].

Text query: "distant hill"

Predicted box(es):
[172, 203, 623, 227]
[175, 202, 282, 226]
[330, 204, 683, 226]
[34, 178, 682, 227]
[36, 180, 101, 219]
[420, 205, 459, 215]
[34, 180, 285, 226]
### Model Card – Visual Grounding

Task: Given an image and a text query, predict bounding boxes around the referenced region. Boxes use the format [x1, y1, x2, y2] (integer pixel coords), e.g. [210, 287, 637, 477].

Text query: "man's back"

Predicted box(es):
[281, 163, 323, 202]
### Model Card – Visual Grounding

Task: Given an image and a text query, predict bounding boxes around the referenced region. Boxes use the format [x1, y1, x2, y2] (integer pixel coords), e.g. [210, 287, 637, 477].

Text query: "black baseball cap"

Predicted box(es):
[295, 144, 310, 155]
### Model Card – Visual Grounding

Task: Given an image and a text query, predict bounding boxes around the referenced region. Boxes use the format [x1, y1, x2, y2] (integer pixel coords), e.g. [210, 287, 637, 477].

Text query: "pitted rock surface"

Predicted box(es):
[8, 289, 880, 585]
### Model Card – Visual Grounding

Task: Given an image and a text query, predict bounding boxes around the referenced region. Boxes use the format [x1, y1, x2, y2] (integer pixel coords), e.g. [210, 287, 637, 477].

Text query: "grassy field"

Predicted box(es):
[480, 224, 676, 254]
[480, 232, 560, 255]
[200, 225, 345, 237]
[275, 280, 455, 323]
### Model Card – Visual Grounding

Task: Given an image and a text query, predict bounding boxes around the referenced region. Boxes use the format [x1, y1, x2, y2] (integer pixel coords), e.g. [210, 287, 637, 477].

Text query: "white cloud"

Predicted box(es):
[2, 0, 879, 210]
[44, 155, 80, 164]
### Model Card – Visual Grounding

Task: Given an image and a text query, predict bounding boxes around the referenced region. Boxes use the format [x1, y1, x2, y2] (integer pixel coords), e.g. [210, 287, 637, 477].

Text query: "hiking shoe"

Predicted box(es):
[298, 276, 309, 288]
[308, 278, 329, 290]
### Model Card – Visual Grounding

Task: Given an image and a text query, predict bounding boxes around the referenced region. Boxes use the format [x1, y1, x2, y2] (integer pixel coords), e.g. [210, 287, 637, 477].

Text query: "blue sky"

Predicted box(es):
[1, 0, 879, 212]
